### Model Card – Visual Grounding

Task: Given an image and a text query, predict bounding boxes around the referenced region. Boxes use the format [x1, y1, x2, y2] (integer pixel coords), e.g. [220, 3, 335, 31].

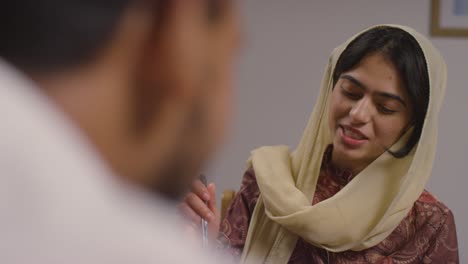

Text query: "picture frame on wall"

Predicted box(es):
[431, 0, 468, 37]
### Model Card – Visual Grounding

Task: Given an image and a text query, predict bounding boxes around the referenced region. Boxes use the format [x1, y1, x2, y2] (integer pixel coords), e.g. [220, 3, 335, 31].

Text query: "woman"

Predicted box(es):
[181, 25, 459, 263]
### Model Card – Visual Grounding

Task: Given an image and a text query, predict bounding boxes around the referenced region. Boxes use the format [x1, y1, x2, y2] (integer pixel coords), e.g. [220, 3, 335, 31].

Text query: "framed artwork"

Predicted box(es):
[431, 0, 468, 37]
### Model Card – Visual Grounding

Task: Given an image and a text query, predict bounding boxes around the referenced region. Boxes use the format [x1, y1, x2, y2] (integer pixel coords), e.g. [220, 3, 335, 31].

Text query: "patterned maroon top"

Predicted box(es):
[219, 147, 459, 263]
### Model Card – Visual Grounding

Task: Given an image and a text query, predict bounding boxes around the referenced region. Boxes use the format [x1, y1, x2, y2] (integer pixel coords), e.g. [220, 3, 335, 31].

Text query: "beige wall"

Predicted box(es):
[207, 0, 468, 260]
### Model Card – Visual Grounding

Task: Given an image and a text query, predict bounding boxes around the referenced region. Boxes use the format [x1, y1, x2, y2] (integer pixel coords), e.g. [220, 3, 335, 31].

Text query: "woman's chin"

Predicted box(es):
[333, 141, 368, 164]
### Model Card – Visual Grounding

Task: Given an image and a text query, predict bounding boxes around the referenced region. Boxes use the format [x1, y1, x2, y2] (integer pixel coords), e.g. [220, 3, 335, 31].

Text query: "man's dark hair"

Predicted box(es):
[0, 0, 223, 72]
[333, 26, 430, 158]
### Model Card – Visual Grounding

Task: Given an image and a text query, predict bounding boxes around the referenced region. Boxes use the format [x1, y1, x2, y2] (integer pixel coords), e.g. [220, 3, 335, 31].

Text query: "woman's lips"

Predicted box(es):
[339, 125, 368, 148]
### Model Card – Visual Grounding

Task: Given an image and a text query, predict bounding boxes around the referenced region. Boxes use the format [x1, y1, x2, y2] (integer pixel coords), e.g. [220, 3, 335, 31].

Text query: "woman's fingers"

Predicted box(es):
[184, 192, 214, 221]
[207, 183, 219, 220]
[191, 179, 210, 202]
[179, 179, 221, 241]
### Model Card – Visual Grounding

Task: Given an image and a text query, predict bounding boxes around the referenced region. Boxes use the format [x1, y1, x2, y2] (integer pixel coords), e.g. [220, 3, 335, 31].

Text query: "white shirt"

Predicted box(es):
[0, 59, 221, 263]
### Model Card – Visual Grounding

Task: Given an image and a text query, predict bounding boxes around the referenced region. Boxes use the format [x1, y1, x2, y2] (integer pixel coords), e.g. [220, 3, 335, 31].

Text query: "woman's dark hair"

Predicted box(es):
[333, 26, 429, 158]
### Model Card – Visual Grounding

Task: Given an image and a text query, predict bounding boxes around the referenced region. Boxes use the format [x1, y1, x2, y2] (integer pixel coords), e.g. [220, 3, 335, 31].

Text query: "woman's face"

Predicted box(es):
[328, 52, 413, 173]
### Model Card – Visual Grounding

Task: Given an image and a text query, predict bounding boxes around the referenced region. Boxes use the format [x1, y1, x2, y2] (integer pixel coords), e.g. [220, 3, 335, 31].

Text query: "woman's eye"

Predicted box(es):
[341, 88, 361, 100]
[378, 105, 397, 114]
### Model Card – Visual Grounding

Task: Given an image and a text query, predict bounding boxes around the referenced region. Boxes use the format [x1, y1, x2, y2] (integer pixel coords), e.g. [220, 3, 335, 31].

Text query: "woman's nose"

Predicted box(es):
[349, 98, 372, 125]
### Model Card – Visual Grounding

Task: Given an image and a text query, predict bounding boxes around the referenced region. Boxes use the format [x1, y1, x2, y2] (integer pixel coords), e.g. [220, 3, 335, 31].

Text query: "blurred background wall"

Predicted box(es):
[206, 0, 468, 259]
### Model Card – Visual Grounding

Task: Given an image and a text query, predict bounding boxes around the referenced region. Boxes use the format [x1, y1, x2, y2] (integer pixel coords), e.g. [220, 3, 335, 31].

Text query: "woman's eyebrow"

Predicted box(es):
[341, 74, 406, 107]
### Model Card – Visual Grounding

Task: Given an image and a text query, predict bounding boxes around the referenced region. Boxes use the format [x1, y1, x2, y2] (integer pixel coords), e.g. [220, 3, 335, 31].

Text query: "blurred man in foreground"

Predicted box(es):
[0, 0, 239, 262]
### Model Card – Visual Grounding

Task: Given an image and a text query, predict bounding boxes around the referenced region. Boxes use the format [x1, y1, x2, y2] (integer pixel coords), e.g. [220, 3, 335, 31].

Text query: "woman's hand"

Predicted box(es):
[179, 179, 220, 241]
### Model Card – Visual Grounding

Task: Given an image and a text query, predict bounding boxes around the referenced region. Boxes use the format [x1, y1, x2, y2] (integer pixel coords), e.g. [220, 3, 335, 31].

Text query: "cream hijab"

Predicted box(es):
[240, 25, 447, 263]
